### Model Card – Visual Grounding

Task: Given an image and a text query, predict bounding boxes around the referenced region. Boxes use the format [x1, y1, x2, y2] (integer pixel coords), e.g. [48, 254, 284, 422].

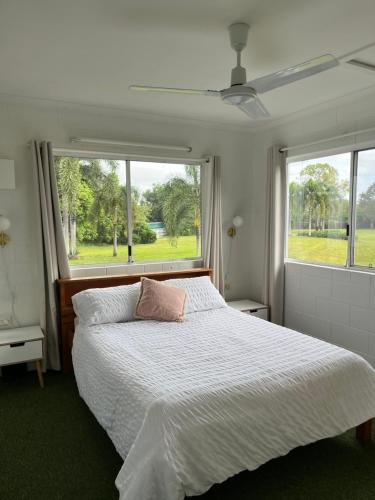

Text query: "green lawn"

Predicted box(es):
[69, 235, 199, 266]
[71, 230, 375, 267]
[288, 228, 375, 267]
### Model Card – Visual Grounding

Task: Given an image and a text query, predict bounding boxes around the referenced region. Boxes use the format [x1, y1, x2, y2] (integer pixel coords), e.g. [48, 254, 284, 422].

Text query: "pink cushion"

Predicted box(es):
[135, 277, 186, 322]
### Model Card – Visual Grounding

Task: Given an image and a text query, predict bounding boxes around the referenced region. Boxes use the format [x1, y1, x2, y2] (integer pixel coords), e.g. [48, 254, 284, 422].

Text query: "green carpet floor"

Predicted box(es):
[1, 371, 375, 500]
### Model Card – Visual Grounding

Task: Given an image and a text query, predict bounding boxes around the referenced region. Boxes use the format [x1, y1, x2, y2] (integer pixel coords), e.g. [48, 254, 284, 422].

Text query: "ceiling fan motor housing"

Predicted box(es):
[231, 65, 247, 86]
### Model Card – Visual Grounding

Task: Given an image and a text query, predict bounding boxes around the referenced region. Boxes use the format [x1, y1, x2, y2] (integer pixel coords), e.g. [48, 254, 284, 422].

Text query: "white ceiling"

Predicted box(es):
[1, 0, 375, 127]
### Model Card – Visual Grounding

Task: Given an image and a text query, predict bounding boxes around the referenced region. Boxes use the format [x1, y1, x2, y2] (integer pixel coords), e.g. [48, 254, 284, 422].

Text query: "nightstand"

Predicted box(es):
[0, 326, 44, 388]
[227, 299, 269, 321]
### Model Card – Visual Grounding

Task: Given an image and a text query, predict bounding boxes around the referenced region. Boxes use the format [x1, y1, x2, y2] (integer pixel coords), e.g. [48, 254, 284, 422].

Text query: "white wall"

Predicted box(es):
[285, 262, 375, 366]
[249, 86, 375, 366]
[0, 96, 253, 327]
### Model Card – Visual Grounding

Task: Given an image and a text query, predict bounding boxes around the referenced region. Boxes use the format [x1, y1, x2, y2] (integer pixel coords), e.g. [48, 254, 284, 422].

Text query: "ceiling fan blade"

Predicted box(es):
[338, 41, 375, 62]
[346, 59, 375, 72]
[129, 85, 220, 96]
[238, 98, 270, 120]
[246, 54, 339, 94]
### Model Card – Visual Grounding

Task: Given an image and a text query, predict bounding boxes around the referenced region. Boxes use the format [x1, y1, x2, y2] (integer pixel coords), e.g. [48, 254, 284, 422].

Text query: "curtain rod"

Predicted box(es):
[279, 125, 375, 153]
[71, 137, 192, 153]
[52, 147, 209, 164]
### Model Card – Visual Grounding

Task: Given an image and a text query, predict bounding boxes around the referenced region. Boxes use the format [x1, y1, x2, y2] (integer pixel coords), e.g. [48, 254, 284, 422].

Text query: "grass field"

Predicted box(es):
[69, 235, 199, 266]
[288, 228, 375, 266]
[70, 230, 375, 267]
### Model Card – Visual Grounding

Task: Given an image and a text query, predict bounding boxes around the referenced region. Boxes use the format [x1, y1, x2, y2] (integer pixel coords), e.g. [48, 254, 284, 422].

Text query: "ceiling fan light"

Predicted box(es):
[228, 94, 251, 105]
[221, 86, 256, 105]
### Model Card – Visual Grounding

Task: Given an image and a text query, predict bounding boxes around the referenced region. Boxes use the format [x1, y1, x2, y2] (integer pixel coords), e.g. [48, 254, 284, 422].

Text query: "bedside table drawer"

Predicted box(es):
[251, 309, 269, 321]
[227, 300, 269, 321]
[0, 340, 43, 366]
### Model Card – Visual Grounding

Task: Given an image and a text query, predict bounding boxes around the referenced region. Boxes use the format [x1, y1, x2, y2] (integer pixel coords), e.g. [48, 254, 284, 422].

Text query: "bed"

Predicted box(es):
[57, 269, 375, 500]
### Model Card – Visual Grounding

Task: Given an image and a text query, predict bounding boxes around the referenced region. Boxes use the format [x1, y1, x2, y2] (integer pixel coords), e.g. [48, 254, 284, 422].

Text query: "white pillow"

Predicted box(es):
[72, 282, 141, 326]
[166, 276, 226, 314]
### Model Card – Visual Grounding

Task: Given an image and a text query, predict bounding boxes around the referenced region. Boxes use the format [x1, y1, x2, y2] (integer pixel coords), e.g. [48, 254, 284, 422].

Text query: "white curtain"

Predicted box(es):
[262, 146, 287, 325]
[32, 141, 71, 370]
[202, 156, 224, 294]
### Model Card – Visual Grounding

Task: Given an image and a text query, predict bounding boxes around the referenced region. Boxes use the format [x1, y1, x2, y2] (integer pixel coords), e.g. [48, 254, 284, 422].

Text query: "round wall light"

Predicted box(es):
[228, 215, 243, 238]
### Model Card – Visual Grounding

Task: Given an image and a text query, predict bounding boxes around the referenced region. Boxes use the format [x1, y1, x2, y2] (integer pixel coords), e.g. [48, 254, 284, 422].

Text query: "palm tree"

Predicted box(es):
[288, 181, 303, 231]
[55, 157, 81, 257]
[300, 162, 347, 233]
[185, 166, 201, 255]
[303, 179, 319, 236]
[79, 159, 104, 192]
[94, 169, 123, 256]
[162, 165, 201, 255]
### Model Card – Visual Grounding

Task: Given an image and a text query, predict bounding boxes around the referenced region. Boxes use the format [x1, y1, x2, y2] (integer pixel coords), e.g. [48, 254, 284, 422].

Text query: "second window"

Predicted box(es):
[287, 147, 375, 268]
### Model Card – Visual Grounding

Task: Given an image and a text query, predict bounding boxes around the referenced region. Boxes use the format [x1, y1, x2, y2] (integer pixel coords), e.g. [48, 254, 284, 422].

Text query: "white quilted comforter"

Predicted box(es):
[72, 306, 375, 500]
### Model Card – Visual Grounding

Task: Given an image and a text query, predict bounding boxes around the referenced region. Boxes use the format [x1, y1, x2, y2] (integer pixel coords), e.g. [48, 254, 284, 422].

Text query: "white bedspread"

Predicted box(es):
[72, 306, 375, 500]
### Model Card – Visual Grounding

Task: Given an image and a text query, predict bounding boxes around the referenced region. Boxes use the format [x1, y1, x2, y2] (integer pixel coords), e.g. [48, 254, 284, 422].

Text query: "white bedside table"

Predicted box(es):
[227, 299, 269, 321]
[0, 326, 44, 388]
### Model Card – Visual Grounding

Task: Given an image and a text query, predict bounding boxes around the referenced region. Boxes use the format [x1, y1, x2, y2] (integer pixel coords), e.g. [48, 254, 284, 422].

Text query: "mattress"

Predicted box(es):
[72, 306, 375, 500]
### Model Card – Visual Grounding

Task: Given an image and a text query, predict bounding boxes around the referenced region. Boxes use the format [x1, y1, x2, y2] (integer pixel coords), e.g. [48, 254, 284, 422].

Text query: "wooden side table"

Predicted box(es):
[0, 325, 44, 388]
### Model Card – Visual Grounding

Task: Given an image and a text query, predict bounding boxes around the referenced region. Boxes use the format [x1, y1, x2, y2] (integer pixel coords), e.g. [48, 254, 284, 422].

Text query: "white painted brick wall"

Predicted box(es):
[284, 262, 375, 367]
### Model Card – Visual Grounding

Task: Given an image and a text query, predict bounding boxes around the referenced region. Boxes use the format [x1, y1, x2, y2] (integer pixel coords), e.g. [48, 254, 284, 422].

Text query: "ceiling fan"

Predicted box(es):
[129, 23, 375, 121]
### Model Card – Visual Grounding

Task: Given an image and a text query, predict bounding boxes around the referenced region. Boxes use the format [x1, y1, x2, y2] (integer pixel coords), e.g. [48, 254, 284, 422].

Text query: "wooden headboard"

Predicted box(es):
[57, 267, 212, 373]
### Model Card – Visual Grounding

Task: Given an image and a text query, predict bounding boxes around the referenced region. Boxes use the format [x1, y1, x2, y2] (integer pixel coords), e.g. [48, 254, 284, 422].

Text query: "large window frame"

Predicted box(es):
[54, 149, 204, 271]
[286, 143, 375, 271]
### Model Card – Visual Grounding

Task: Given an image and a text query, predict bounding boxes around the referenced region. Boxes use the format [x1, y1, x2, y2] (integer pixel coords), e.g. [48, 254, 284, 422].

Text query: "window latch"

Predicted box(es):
[346, 224, 350, 237]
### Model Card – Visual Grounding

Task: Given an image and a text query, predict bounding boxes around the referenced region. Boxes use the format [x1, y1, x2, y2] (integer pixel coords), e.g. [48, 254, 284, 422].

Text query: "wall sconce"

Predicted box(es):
[227, 215, 243, 238]
[0, 215, 10, 246]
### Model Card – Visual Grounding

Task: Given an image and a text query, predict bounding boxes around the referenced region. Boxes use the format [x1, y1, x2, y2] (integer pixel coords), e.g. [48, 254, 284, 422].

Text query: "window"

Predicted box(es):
[287, 147, 375, 269]
[354, 149, 375, 267]
[54, 156, 202, 267]
[287, 153, 351, 265]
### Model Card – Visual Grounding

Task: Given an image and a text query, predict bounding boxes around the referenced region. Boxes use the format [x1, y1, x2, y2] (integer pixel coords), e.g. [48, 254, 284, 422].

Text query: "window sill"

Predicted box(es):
[70, 258, 204, 278]
[285, 259, 375, 276]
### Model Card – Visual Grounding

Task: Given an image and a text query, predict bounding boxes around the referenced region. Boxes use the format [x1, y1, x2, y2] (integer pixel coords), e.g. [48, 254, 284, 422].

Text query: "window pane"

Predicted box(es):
[354, 148, 375, 267]
[55, 157, 128, 266]
[130, 161, 201, 261]
[287, 153, 350, 265]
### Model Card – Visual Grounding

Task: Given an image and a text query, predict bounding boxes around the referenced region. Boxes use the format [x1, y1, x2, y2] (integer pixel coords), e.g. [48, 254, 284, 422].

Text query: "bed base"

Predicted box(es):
[356, 420, 372, 443]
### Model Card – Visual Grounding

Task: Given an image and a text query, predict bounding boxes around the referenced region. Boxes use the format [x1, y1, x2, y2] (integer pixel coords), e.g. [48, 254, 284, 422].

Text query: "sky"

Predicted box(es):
[288, 149, 375, 198]
[101, 160, 195, 192]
